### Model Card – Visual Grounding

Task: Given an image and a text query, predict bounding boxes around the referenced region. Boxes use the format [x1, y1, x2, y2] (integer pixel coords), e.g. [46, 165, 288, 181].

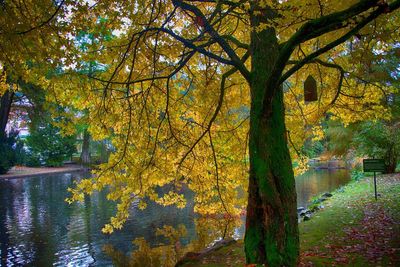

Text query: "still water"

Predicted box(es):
[0, 169, 350, 266]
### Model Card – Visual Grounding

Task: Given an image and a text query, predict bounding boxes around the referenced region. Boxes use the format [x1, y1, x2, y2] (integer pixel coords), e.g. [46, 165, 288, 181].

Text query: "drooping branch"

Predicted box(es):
[178, 66, 238, 166]
[177, 50, 250, 166]
[208, 130, 231, 219]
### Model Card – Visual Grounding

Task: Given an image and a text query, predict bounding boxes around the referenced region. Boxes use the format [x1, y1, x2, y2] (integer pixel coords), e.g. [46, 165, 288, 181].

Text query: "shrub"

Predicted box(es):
[24, 151, 41, 167]
[351, 170, 364, 181]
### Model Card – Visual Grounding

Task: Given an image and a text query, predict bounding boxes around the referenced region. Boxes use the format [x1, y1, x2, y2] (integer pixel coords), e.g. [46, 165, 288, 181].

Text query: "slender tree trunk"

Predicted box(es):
[244, 8, 299, 266]
[80, 129, 91, 165]
[384, 144, 397, 174]
[0, 89, 14, 140]
[100, 140, 109, 163]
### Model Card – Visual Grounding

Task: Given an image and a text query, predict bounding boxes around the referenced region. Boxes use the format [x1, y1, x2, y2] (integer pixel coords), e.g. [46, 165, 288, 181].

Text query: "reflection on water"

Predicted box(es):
[0, 172, 199, 266]
[0, 169, 349, 266]
[104, 218, 242, 267]
[296, 169, 350, 207]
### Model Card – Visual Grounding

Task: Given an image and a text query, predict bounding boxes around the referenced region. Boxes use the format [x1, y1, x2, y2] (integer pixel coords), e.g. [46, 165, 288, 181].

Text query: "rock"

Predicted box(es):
[309, 205, 320, 212]
[322, 192, 333, 198]
[297, 207, 305, 213]
[300, 209, 310, 217]
[319, 197, 327, 202]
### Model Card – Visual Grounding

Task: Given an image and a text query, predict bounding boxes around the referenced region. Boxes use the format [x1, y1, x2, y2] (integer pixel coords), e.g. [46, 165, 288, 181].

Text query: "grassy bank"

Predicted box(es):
[180, 173, 400, 266]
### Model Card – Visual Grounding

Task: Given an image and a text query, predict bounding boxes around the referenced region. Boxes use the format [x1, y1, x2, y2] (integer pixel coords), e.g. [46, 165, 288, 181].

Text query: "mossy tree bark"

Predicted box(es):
[244, 8, 299, 266]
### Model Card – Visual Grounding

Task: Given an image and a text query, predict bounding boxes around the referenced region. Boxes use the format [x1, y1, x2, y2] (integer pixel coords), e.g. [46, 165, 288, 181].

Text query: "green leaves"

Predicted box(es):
[26, 121, 76, 167]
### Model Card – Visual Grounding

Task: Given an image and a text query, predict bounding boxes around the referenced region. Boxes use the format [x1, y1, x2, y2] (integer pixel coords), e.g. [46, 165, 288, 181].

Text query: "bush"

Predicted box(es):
[24, 152, 41, 167]
[351, 170, 364, 181]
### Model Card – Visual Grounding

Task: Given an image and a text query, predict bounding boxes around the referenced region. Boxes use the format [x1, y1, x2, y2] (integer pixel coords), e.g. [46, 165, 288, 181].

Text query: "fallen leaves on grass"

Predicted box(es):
[300, 195, 400, 266]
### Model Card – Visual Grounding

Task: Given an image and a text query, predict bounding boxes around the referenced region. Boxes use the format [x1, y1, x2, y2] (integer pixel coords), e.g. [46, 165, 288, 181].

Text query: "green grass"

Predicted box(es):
[180, 174, 400, 266]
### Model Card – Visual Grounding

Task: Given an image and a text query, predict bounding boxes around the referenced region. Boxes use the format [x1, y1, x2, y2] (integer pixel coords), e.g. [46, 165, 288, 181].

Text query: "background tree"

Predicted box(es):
[323, 42, 400, 173]
[25, 118, 76, 167]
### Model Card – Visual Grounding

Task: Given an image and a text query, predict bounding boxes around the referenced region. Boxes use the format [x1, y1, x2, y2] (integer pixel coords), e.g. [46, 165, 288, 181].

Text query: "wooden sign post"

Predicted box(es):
[363, 159, 385, 200]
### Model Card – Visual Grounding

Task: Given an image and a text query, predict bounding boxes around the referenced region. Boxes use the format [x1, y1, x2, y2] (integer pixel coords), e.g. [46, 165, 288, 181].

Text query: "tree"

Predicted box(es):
[25, 120, 76, 167]
[353, 121, 399, 173]
[325, 42, 400, 173]
[2, 0, 400, 265]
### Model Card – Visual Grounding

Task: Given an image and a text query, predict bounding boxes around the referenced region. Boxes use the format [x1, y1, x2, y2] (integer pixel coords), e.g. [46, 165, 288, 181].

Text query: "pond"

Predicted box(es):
[0, 169, 350, 266]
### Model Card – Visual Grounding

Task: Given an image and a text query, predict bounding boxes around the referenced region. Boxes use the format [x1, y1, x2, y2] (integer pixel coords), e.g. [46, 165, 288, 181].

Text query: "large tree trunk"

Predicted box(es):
[244, 9, 299, 266]
[0, 89, 14, 140]
[80, 129, 91, 165]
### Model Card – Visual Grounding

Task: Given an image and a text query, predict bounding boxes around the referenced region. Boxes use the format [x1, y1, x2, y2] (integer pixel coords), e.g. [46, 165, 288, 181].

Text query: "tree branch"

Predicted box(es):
[17, 0, 65, 35]
[279, 0, 400, 84]
[172, 0, 251, 81]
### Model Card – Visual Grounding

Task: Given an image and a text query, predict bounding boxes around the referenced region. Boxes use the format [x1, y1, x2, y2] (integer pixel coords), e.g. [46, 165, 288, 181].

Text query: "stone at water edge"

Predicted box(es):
[297, 207, 306, 213]
[322, 192, 333, 198]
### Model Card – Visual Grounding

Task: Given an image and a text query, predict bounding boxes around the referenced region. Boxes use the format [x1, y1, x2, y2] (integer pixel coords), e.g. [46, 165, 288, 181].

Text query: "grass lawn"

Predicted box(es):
[179, 173, 400, 266]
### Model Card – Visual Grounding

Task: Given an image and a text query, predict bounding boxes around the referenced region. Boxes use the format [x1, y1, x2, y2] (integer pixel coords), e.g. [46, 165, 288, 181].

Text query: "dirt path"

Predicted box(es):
[0, 165, 88, 179]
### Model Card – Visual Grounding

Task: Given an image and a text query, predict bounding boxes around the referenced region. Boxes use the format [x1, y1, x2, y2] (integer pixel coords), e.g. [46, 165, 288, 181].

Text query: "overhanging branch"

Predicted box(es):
[172, 0, 251, 81]
[279, 0, 400, 84]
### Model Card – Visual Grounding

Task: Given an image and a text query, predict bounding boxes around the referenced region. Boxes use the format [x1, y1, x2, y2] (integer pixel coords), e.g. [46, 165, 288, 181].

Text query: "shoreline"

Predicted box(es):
[176, 173, 400, 266]
[0, 165, 90, 179]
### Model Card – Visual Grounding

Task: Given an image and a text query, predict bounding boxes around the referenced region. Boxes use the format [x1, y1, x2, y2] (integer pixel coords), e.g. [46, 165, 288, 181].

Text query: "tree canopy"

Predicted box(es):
[1, 0, 400, 265]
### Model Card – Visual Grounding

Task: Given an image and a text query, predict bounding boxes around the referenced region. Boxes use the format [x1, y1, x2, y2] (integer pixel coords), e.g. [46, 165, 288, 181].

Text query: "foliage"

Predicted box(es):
[352, 121, 399, 157]
[2, 0, 400, 264]
[25, 122, 76, 167]
[24, 151, 42, 167]
[327, 120, 400, 173]
[301, 139, 325, 159]
[177, 174, 400, 266]
[103, 217, 242, 267]
[13, 138, 27, 166]
[351, 170, 365, 181]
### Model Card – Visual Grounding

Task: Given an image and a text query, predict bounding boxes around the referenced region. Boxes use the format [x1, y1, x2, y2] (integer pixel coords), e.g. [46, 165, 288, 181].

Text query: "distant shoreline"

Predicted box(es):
[0, 165, 89, 179]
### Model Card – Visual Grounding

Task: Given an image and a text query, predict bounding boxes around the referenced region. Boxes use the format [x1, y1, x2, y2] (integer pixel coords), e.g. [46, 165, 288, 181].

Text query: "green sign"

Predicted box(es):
[363, 159, 385, 172]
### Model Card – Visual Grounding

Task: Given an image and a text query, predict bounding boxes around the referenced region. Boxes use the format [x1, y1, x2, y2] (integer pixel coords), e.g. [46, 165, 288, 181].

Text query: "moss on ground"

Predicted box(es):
[180, 174, 400, 266]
